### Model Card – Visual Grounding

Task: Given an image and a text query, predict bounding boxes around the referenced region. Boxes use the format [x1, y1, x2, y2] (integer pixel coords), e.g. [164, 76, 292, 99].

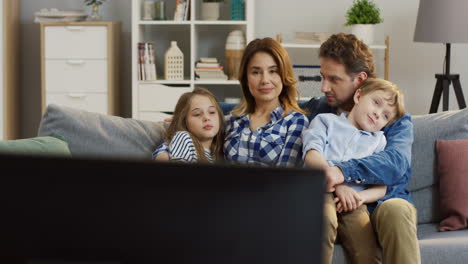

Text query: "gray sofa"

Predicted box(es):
[36, 104, 468, 263]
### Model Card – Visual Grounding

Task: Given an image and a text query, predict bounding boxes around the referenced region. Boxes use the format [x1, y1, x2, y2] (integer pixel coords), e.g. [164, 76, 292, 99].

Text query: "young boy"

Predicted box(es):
[302, 78, 405, 263]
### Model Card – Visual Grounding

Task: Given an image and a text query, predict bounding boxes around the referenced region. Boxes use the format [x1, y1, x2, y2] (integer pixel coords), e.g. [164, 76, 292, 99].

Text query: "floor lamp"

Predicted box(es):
[414, 0, 467, 113]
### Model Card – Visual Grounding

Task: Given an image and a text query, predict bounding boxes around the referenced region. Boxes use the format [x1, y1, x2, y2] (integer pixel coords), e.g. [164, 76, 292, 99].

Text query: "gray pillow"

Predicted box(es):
[410, 108, 468, 191]
[38, 104, 166, 159]
[409, 107, 468, 224]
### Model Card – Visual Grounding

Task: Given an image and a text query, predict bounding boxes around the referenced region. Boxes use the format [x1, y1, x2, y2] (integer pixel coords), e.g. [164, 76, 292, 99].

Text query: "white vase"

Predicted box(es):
[165, 41, 184, 80]
[225, 30, 245, 80]
[201, 2, 220, 21]
[350, 24, 375, 45]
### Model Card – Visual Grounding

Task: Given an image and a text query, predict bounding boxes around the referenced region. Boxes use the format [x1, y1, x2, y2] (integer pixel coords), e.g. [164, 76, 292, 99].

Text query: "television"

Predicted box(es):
[0, 154, 325, 264]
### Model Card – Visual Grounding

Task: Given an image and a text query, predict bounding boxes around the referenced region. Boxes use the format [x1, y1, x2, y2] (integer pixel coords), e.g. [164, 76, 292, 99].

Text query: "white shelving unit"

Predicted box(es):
[132, 0, 255, 121]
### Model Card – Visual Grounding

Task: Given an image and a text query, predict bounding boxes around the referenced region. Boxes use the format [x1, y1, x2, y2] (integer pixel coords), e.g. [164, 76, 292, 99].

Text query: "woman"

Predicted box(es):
[224, 37, 308, 167]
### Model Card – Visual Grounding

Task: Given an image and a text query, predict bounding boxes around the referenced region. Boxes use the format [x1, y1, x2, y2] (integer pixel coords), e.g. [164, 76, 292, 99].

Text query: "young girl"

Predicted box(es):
[153, 87, 224, 163]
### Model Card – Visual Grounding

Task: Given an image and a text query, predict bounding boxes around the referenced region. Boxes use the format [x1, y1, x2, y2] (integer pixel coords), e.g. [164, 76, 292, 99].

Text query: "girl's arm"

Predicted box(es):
[154, 152, 170, 161]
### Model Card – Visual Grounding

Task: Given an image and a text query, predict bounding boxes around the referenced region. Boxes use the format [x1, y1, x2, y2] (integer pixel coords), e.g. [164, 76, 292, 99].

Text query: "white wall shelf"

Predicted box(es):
[132, 0, 255, 121]
[282, 36, 390, 80]
[195, 80, 240, 85]
[282, 43, 387, 50]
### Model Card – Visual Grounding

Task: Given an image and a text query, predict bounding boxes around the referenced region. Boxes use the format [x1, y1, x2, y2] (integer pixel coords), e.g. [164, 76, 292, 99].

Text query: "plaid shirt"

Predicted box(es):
[224, 106, 309, 167]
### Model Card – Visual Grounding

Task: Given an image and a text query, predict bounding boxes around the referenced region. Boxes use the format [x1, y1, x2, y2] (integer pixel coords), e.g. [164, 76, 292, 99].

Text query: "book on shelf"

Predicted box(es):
[138, 42, 157, 81]
[196, 73, 228, 80]
[195, 66, 224, 72]
[174, 0, 190, 21]
[195, 62, 221, 68]
[200, 57, 218, 63]
[194, 57, 227, 80]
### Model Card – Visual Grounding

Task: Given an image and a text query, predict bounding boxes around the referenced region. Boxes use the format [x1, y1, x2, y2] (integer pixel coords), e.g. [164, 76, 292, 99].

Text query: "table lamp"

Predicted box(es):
[414, 0, 467, 113]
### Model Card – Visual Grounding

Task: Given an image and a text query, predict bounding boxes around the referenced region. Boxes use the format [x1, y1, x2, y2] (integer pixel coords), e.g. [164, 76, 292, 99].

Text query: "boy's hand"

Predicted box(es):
[324, 166, 345, 192]
[334, 185, 363, 213]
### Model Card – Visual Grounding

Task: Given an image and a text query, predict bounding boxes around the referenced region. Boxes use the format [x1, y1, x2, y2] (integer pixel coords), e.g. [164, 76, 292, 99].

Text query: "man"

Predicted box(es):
[303, 33, 419, 264]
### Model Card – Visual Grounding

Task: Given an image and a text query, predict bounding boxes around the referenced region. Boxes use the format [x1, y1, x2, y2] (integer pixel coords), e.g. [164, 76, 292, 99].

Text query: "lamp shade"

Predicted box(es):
[414, 0, 468, 43]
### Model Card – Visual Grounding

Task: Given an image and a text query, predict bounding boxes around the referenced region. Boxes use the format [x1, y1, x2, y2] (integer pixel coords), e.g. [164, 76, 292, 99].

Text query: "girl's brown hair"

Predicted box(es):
[165, 87, 224, 162]
[232, 37, 305, 117]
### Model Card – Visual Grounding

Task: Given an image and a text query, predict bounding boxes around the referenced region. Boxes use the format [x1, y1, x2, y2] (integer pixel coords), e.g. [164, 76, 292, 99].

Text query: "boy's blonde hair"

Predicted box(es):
[165, 87, 224, 162]
[358, 78, 405, 124]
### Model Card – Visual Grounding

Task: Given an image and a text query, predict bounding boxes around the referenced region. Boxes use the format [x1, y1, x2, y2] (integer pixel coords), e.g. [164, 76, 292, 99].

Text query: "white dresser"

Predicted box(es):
[0, 0, 19, 140]
[40, 21, 120, 115]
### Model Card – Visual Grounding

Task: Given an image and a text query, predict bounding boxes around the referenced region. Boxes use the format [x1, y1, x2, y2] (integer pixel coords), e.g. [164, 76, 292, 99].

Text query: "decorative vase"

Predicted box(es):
[225, 30, 245, 80]
[201, 2, 220, 21]
[88, 4, 102, 21]
[165, 41, 184, 80]
[230, 0, 245, 20]
[350, 24, 375, 45]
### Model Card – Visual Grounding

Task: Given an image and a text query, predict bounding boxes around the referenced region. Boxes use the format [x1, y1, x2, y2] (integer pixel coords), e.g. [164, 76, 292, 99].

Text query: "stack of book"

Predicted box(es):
[174, 0, 191, 21]
[137, 42, 157, 81]
[195, 58, 228, 80]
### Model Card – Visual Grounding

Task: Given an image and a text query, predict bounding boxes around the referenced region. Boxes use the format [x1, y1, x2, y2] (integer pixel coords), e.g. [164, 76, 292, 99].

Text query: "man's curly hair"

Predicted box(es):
[319, 33, 376, 78]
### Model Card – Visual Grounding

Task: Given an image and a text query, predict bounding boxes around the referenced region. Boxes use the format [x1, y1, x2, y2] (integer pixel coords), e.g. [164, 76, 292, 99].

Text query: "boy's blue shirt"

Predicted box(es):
[221, 97, 414, 213]
[303, 97, 414, 213]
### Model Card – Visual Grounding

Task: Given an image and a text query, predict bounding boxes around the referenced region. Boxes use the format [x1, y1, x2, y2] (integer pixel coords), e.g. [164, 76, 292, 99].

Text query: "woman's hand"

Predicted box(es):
[334, 184, 363, 213]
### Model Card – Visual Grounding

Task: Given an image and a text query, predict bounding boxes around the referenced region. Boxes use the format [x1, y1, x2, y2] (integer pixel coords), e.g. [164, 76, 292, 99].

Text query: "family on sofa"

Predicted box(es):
[151, 33, 419, 264]
[2, 32, 467, 263]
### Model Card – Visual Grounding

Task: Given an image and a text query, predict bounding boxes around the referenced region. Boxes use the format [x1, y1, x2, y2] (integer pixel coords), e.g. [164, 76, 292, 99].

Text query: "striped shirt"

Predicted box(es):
[224, 106, 309, 167]
[152, 131, 214, 163]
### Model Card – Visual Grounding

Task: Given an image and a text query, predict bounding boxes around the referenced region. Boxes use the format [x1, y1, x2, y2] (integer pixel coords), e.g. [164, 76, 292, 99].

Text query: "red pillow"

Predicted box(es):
[437, 139, 468, 232]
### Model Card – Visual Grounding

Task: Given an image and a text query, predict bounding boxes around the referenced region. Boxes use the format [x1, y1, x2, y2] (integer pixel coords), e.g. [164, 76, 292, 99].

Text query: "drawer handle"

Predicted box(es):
[68, 93, 87, 99]
[66, 60, 85, 65]
[65, 26, 84, 31]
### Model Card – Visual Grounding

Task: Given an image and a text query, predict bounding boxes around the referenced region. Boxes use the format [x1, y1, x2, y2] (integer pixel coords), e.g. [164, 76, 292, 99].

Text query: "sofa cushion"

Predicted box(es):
[37, 104, 166, 159]
[410, 108, 468, 224]
[418, 223, 468, 263]
[0, 135, 71, 156]
[436, 139, 468, 231]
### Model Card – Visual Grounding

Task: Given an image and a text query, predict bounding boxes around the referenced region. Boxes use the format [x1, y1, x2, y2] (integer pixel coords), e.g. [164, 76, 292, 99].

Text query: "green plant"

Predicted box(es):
[345, 0, 383, 26]
[84, 0, 107, 6]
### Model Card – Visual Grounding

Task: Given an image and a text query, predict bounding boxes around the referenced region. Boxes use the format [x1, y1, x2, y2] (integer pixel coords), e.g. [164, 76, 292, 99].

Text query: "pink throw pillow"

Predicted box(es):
[437, 139, 468, 232]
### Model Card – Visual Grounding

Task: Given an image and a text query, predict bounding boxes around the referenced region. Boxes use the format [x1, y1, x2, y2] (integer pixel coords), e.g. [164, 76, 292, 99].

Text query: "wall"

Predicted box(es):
[255, 0, 468, 116]
[19, 0, 468, 137]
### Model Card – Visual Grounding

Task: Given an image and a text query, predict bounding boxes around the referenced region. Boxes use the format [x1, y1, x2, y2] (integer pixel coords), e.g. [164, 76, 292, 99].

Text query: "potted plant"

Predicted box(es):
[344, 0, 383, 45]
[201, 0, 224, 21]
[84, 0, 107, 21]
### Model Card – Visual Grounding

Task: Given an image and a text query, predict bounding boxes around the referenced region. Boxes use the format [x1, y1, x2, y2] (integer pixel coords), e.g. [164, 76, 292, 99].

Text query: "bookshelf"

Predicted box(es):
[131, 0, 255, 121]
[0, 0, 19, 140]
